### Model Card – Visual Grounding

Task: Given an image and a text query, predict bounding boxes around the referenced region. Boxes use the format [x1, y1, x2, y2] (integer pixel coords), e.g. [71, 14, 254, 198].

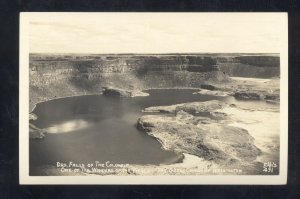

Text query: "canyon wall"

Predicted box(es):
[29, 54, 279, 109]
[217, 56, 280, 78]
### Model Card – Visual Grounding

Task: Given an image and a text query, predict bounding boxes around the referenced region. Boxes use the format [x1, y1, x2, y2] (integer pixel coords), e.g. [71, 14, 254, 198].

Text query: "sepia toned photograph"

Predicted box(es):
[19, 13, 288, 184]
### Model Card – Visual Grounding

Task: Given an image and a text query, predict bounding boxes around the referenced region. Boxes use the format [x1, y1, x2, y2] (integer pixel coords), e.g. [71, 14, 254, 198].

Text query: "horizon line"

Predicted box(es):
[29, 52, 280, 55]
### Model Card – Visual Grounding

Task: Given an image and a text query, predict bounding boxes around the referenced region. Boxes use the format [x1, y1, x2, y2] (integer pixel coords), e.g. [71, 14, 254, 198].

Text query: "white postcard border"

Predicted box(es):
[19, 12, 288, 185]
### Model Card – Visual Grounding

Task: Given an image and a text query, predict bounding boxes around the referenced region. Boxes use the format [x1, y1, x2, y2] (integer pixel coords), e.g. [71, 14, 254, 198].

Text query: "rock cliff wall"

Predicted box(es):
[29, 54, 279, 109]
[217, 56, 280, 78]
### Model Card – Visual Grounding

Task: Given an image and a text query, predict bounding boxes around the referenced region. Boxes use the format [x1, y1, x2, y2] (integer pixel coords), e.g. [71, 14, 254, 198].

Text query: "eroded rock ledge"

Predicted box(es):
[138, 100, 261, 165]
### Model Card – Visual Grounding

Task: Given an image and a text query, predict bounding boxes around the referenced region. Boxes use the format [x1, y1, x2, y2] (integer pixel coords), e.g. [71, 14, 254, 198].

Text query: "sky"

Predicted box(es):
[27, 13, 287, 54]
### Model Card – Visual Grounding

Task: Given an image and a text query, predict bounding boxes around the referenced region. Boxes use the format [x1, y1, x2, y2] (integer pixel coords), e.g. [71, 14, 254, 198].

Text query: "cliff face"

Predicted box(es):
[29, 54, 279, 109]
[217, 56, 280, 78]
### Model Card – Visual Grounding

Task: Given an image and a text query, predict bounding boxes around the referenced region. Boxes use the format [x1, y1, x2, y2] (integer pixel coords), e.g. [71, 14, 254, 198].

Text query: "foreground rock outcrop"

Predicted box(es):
[138, 100, 262, 165]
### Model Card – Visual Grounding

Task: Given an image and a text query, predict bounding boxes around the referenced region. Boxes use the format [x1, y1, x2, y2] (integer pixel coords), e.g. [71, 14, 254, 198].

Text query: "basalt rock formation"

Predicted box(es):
[29, 54, 279, 109]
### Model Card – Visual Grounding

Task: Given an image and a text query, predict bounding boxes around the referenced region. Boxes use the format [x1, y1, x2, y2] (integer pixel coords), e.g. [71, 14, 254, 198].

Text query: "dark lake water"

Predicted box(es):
[29, 89, 278, 175]
[30, 89, 230, 174]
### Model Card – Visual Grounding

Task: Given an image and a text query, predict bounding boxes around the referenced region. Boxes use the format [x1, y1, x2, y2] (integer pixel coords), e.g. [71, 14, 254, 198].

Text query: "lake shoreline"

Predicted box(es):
[29, 77, 280, 176]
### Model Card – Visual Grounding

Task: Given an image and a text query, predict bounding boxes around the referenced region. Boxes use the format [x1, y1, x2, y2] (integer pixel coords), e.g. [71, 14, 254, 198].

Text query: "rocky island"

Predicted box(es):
[102, 87, 149, 97]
